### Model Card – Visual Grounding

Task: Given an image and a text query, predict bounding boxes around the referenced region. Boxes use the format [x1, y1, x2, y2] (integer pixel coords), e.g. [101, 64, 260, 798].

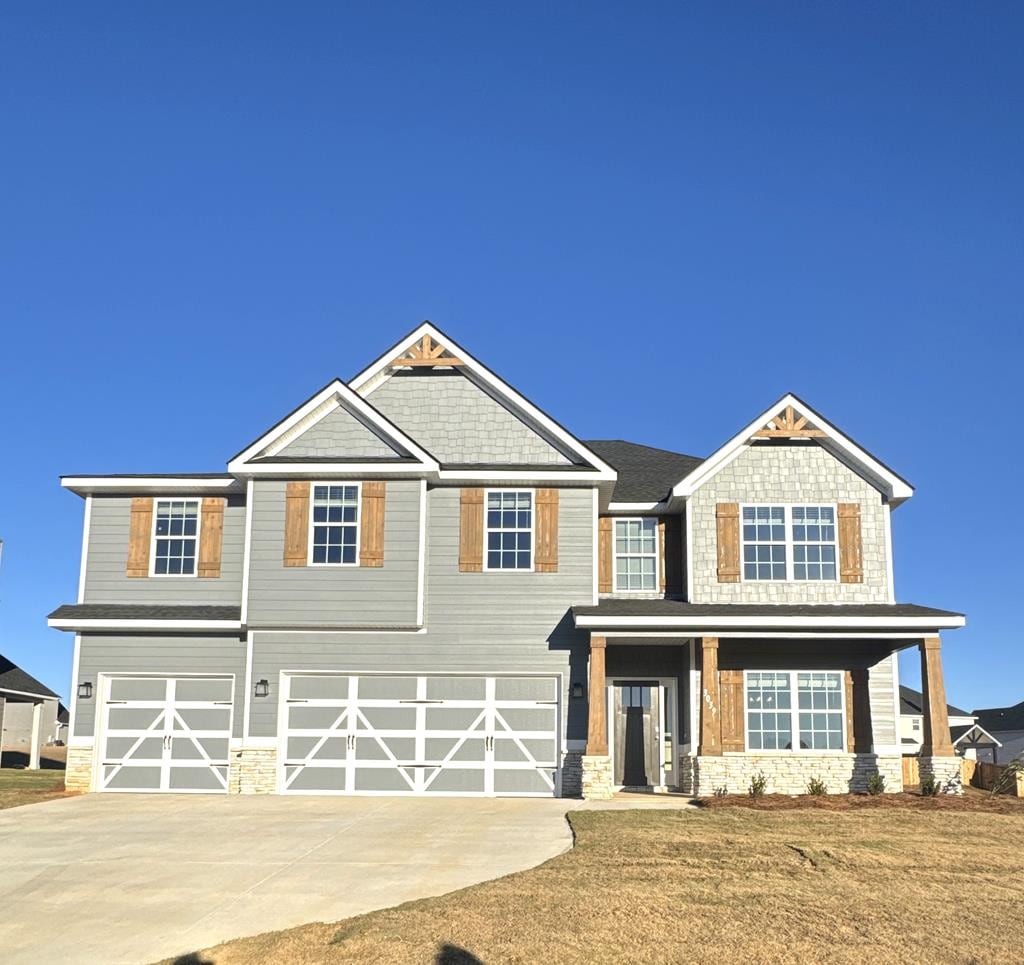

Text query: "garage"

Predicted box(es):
[280, 673, 560, 796]
[98, 675, 234, 793]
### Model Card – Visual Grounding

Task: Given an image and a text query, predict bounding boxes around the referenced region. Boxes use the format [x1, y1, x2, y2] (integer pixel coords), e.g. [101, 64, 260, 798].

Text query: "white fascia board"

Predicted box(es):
[47, 619, 244, 631]
[607, 501, 668, 513]
[62, 477, 238, 496]
[349, 322, 618, 481]
[233, 463, 437, 478]
[953, 725, 1001, 747]
[0, 687, 58, 701]
[574, 614, 966, 630]
[437, 469, 605, 484]
[227, 379, 440, 474]
[670, 393, 914, 504]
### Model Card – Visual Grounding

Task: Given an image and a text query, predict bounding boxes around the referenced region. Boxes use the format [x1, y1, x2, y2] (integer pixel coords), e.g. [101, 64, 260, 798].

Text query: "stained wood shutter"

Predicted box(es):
[660, 515, 683, 595]
[598, 516, 613, 593]
[838, 503, 863, 584]
[197, 497, 225, 578]
[126, 497, 154, 578]
[719, 669, 745, 752]
[716, 503, 740, 583]
[846, 669, 873, 753]
[459, 488, 484, 572]
[283, 482, 310, 567]
[534, 488, 559, 572]
[359, 482, 386, 568]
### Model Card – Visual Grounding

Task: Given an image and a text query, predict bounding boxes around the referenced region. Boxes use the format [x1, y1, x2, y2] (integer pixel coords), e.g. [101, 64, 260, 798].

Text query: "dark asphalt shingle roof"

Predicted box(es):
[583, 440, 704, 502]
[0, 655, 59, 700]
[974, 700, 1024, 733]
[49, 604, 242, 622]
[950, 724, 999, 745]
[899, 685, 970, 719]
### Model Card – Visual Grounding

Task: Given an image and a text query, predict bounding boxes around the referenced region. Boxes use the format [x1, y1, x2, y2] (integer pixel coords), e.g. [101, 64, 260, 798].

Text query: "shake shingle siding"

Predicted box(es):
[275, 405, 402, 459]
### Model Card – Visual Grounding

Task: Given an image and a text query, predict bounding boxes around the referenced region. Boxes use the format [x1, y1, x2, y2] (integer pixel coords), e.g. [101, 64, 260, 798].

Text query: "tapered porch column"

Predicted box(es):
[919, 636, 954, 757]
[586, 636, 608, 755]
[699, 637, 721, 756]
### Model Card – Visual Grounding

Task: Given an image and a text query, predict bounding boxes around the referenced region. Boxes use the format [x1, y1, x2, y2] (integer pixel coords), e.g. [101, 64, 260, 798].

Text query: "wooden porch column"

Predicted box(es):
[919, 636, 954, 757]
[586, 636, 608, 756]
[699, 637, 722, 756]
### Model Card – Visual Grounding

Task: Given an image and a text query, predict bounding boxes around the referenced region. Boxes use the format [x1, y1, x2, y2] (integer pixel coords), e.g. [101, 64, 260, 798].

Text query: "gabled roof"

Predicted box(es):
[227, 378, 440, 475]
[899, 685, 970, 719]
[950, 723, 1001, 747]
[671, 392, 914, 506]
[585, 441, 704, 505]
[0, 655, 59, 701]
[974, 700, 1024, 733]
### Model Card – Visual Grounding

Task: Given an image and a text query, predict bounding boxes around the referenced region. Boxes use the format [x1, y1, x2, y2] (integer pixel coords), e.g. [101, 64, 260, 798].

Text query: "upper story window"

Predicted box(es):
[614, 518, 657, 591]
[152, 500, 199, 576]
[310, 484, 360, 565]
[746, 670, 846, 752]
[741, 505, 837, 582]
[486, 490, 532, 570]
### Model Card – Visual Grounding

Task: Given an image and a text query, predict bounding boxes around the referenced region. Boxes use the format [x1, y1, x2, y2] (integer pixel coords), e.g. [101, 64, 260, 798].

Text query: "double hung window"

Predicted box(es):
[486, 490, 533, 570]
[152, 500, 199, 576]
[311, 484, 360, 565]
[613, 518, 658, 591]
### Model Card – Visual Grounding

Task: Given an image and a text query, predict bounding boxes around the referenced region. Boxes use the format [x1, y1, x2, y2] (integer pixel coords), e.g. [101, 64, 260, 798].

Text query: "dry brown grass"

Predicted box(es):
[0, 768, 69, 810]
[166, 799, 1024, 965]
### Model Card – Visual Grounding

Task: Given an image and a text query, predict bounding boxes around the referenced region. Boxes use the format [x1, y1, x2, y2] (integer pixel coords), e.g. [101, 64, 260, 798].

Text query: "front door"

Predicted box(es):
[613, 682, 661, 788]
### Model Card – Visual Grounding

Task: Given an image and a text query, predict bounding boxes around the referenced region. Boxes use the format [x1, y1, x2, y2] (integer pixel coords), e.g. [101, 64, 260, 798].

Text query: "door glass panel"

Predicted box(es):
[356, 676, 417, 700]
[108, 708, 165, 731]
[426, 677, 486, 701]
[494, 677, 556, 702]
[109, 678, 168, 701]
[174, 678, 233, 702]
[289, 676, 348, 700]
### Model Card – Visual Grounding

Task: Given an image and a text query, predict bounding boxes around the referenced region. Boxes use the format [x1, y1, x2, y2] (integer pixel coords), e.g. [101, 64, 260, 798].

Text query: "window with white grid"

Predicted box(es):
[614, 518, 657, 591]
[741, 506, 786, 581]
[311, 484, 360, 565]
[797, 672, 845, 749]
[152, 500, 199, 576]
[485, 490, 532, 570]
[791, 506, 837, 581]
[745, 672, 793, 750]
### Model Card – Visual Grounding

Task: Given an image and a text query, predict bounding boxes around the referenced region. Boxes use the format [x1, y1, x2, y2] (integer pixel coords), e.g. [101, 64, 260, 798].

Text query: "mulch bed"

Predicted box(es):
[695, 788, 1024, 813]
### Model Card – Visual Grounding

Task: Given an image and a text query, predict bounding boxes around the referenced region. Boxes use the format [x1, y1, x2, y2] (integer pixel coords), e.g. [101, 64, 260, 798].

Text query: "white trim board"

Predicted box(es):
[575, 614, 966, 630]
[48, 619, 244, 631]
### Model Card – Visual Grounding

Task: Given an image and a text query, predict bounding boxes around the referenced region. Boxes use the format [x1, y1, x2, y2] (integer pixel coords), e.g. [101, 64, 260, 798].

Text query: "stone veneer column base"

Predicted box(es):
[692, 754, 904, 797]
[581, 754, 613, 800]
[228, 747, 279, 794]
[64, 745, 94, 792]
[919, 756, 963, 795]
[561, 752, 584, 798]
[676, 756, 696, 796]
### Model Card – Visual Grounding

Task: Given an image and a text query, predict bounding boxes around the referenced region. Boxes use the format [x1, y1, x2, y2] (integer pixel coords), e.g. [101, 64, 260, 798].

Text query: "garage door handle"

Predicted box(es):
[398, 699, 443, 704]
[106, 700, 127, 705]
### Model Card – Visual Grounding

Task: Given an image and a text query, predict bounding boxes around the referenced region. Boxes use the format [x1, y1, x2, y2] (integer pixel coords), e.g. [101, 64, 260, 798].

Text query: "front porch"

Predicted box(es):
[573, 602, 966, 800]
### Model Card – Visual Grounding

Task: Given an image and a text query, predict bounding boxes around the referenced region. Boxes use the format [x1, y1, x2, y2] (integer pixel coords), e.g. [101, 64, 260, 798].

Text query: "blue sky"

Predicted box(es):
[1, 3, 1021, 709]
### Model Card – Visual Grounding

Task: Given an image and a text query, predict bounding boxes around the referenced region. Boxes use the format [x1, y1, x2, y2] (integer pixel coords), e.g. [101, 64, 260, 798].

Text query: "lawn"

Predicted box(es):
[0, 767, 69, 810]
[166, 795, 1024, 965]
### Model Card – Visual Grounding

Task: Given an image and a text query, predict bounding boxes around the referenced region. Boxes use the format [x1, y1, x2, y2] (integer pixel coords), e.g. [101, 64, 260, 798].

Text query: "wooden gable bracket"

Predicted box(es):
[388, 333, 466, 369]
[751, 404, 826, 439]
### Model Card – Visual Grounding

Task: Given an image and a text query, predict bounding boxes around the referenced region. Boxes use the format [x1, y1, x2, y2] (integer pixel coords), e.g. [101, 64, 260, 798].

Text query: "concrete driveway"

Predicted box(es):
[0, 793, 576, 965]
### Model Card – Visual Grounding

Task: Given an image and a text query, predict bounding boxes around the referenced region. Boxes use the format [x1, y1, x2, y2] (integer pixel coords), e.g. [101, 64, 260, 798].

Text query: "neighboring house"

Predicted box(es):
[899, 686, 999, 763]
[973, 700, 1024, 765]
[48, 322, 966, 799]
[0, 655, 61, 768]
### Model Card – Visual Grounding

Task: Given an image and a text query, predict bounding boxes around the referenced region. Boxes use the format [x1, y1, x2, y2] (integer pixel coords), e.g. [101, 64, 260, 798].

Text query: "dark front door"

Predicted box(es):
[613, 682, 660, 787]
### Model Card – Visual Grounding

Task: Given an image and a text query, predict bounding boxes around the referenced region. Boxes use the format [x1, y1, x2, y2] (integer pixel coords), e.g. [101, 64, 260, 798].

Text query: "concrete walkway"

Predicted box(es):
[0, 793, 586, 965]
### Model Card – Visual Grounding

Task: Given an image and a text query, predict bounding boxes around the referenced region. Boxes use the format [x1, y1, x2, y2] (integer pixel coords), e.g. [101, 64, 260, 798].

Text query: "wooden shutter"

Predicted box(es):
[716, 503, 740, 583]
[535, 488, 559, 572]
[659, 516, 683, 595]
[846, 669, 873, 752]
[838, 503, 863, 584]
[283, 482, 310, 567]
[197, 497, 225, 578]
[719, 669, 745, 752]
[359, 482, 386, 567]
[598, 516, 613, 592]
[459, 488, 484, 572]
[126, 497, 154, 577]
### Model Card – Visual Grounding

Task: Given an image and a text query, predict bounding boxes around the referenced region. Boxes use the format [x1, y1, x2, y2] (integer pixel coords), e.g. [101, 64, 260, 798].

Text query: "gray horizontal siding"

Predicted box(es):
[83, 495, 244, 605]
[74, 634, 247, 739]
[246, 479, 421, 627]
[867, 653, 897, 749]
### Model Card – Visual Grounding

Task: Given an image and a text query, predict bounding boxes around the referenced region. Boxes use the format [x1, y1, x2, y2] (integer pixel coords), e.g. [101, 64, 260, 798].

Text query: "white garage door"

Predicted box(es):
[281, 674, 559, 796]
[99, 676, 233, 793]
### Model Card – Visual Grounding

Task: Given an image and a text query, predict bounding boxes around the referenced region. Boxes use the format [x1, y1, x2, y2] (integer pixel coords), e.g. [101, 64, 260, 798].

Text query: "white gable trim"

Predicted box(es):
[952, 724, 1002, 748]
[671, 393, 914, 504]
[227, 379, 440, 474]
[349, 322, 617, 480]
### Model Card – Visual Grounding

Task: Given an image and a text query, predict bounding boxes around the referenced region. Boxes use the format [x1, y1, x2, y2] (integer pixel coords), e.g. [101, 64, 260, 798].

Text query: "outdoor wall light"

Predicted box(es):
[254, 679, 270, 698]
[571, 682, 584, 699]
[77, 681, 93, 700]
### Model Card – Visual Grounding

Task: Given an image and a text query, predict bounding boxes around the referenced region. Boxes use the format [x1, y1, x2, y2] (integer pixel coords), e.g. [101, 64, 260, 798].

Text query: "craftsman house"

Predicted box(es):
[49, 322, 965, 799]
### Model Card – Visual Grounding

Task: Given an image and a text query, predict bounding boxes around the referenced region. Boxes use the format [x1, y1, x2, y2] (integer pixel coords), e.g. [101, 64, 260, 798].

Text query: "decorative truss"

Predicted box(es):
[387, 333, 465, 369]
[751, 404, 825, 439]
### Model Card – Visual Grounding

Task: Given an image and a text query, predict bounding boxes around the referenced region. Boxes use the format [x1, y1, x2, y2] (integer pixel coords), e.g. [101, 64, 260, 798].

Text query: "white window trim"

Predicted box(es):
[149, 498, 202, 578]
[612, 517, 659, 593]
[483, 488, 535, 573]
[742, 669, 847, 754]
[739, 503, 839, 584]
[307, 481, 362, 567]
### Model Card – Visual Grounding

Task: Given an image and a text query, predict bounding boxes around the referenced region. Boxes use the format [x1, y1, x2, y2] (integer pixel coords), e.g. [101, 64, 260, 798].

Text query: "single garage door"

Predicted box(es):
[98, 676, 233, 793]
[281, 674, 559, 796]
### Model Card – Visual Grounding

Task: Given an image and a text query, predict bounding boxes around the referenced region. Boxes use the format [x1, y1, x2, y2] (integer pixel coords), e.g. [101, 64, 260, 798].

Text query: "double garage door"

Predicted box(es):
[281, 674, 560, 796]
